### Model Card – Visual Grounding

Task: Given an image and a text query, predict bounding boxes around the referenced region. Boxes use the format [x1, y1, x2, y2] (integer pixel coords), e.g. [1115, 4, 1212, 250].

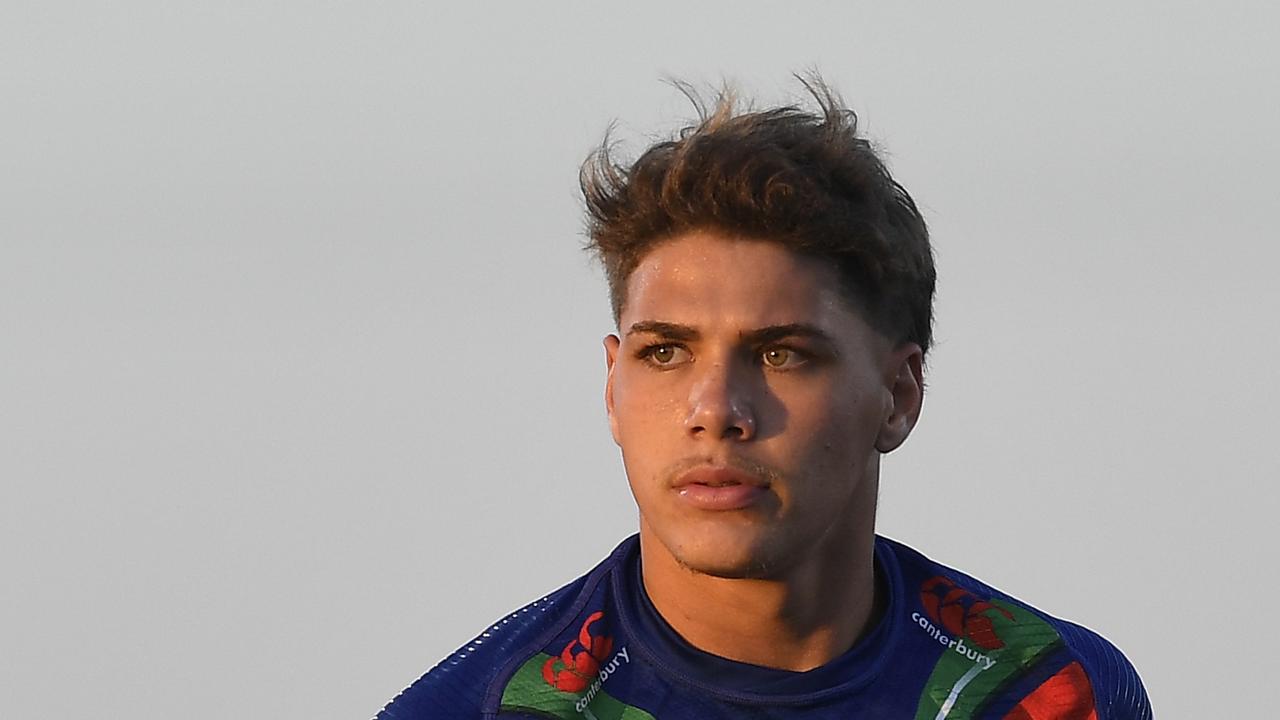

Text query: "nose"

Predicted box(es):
[684, 360, 757, 441]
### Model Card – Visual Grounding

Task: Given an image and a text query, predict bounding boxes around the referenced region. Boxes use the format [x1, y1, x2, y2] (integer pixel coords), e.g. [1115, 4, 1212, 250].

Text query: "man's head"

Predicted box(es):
[584, 80, 933, 580]
[582, 79, 934, 358]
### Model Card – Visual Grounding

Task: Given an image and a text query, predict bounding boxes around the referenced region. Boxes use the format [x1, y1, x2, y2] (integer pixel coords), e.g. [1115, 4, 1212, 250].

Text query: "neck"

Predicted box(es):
[638, 504, 881, 672]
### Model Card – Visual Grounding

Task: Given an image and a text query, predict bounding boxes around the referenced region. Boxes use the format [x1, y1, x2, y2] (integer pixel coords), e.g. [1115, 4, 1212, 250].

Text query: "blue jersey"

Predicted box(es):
[378, 535, 1150, 719]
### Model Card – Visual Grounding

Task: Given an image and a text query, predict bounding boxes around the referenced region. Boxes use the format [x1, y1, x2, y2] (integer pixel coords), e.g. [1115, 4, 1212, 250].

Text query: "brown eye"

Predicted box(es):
[763, 348, 792, 367]
[642, 344, 690, 367]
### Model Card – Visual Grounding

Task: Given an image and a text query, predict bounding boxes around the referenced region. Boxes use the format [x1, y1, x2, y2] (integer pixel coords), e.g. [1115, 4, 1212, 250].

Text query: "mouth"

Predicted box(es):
[673, 466, 768, 489]
[671, 465, 770, 511]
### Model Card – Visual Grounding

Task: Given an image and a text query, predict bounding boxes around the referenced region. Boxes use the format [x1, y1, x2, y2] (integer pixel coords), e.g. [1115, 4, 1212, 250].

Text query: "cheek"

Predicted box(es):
[787, 384, 883, 456]
[612, 376, 679, 479]
[611, 383, 647, 439]
[781, 378, 849, 424]
[613, 373, 682, 435]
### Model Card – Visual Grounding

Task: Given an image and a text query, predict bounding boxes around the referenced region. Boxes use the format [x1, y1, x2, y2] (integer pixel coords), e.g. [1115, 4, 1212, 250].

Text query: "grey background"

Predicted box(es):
[3, 2, 1276, 717]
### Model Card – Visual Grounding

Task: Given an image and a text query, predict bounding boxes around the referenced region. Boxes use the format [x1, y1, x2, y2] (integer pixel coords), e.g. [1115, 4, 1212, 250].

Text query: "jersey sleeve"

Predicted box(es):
[376, 619, 519, 719]
[376, 590, 579, 720]
[1054, 620, 1152, 720]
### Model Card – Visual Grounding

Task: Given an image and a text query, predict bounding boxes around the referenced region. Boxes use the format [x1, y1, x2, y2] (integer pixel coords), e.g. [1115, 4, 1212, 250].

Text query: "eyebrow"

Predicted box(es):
[626, 321, 700, 341]
[626, 321, 836, 347]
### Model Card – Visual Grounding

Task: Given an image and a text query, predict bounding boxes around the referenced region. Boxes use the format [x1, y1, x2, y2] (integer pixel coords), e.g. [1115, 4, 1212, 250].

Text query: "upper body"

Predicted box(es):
[380, 77, 1150, 717]
[378, 534, 1150, 719]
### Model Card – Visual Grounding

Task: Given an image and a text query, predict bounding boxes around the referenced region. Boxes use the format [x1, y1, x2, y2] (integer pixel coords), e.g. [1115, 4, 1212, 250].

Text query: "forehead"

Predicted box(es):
[622, 231, 851, 329]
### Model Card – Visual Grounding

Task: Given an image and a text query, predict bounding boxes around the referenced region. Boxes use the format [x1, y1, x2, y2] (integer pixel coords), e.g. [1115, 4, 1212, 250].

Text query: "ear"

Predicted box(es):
[875, 343, 925, 453]
[604, 334, 622, 446]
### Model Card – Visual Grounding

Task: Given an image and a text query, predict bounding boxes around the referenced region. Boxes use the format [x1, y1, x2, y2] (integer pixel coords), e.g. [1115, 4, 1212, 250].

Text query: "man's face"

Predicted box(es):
[604, 230, 921, 579]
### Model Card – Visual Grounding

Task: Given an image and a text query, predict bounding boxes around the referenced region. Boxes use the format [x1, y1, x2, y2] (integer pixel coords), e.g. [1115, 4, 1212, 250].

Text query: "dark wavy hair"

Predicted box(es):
[580, 77, 936, 357]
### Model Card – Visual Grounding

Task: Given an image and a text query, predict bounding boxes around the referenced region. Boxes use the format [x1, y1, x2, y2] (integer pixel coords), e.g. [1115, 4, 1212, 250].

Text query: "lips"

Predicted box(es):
[672, 466, 769, 511]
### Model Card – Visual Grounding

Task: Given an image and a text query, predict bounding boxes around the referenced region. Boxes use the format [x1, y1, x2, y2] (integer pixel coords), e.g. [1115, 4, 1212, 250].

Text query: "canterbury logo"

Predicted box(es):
[920, 576, 1015, 651]
[541, 611, 615, 693]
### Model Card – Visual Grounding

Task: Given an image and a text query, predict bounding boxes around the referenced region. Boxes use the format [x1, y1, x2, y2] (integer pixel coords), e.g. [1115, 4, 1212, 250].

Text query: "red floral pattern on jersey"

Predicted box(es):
[541, 611, 614, 693]
[921, 576, 1016, 650]
[1003, 661, 1097, 720]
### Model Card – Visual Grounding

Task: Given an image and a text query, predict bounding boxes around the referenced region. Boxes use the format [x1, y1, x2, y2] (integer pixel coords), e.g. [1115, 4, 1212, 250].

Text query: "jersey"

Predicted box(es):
[377, 535, 1150, 719]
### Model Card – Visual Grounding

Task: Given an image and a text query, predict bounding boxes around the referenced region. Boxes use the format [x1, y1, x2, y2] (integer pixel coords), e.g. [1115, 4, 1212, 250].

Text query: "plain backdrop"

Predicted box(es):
[3, 2, 1277, 717]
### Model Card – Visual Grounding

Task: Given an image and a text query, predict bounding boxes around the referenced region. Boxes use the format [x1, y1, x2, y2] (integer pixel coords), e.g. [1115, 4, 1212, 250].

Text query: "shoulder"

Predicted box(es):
[376, 539, 632, 720]
[1045, 618, 1152, 720]
[880, 536, 1152, 720]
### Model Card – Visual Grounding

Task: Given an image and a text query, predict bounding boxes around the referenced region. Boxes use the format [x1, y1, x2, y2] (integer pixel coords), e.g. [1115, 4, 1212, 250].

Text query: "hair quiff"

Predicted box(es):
[580, 76, 936, 357]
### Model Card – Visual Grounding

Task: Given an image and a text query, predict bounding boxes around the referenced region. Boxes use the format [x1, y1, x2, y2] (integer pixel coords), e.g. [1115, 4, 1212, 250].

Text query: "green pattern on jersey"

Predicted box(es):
[913, 599, 1062, 720]
[500, 653, 656, 720]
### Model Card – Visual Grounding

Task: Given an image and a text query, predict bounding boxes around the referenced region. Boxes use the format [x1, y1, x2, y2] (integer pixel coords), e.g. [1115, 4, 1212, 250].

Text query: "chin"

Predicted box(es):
[661, 521, 792, 580]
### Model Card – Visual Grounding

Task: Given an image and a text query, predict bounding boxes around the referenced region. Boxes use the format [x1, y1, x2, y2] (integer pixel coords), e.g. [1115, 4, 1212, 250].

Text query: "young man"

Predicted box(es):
[378, 82, 1151, 719]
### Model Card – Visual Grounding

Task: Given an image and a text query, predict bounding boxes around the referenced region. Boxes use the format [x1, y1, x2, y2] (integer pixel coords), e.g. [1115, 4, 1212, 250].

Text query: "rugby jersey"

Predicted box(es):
[378, 535, 1150, 719]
